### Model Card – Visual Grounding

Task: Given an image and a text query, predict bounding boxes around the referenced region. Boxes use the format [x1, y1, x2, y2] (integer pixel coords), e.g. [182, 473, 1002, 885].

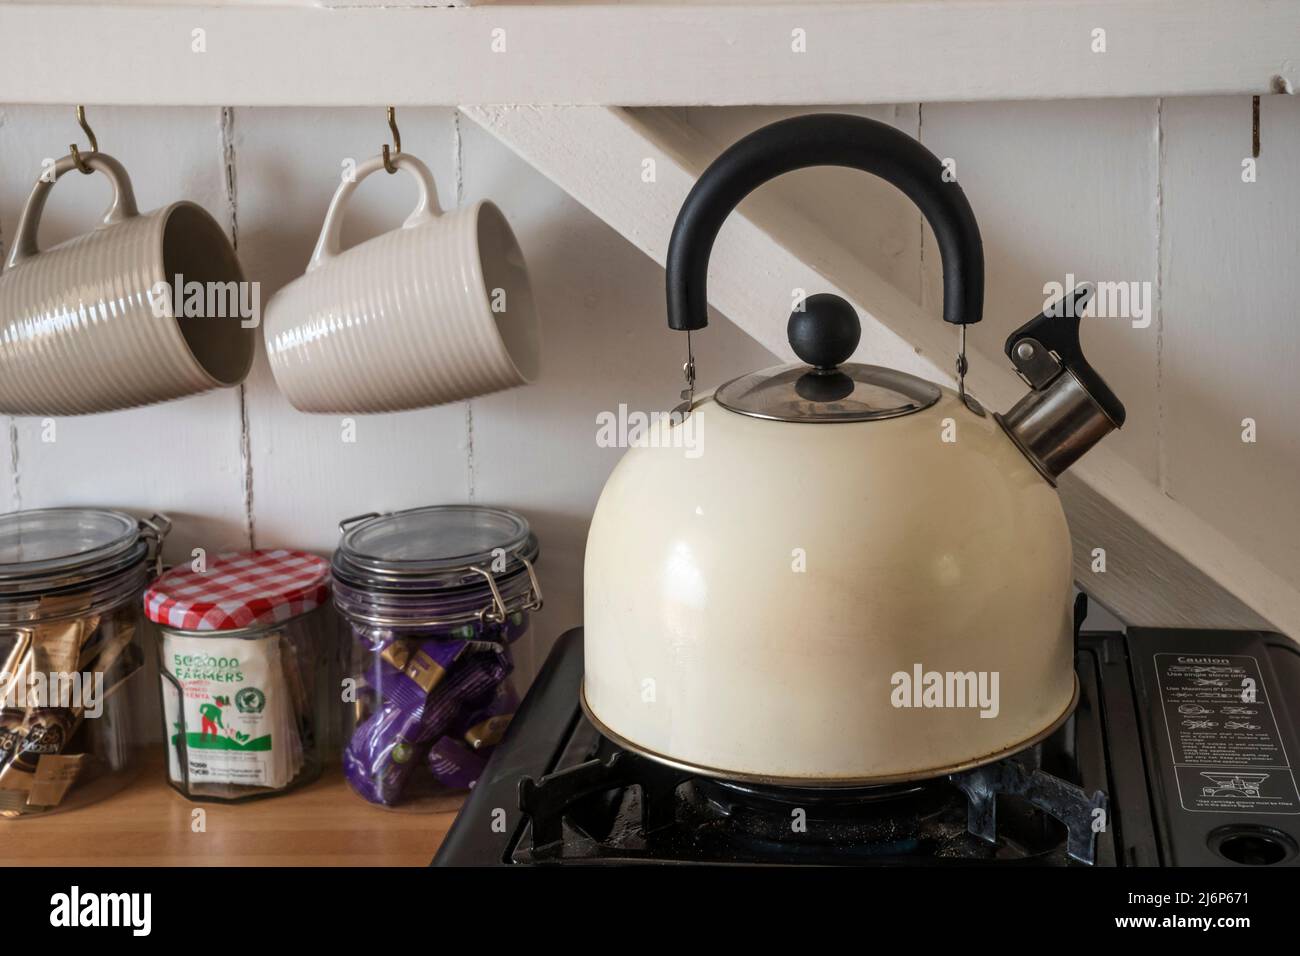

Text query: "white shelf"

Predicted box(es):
[0, 1, 1295, 107]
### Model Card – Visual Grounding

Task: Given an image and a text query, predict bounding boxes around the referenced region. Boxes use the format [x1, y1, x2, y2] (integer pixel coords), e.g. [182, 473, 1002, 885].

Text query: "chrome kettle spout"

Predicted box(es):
[995, 284, 1126, 484]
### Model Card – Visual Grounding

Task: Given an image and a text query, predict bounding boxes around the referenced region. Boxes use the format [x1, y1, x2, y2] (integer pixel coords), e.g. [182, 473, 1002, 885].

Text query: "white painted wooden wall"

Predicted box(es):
[0, 96, 1296, 717]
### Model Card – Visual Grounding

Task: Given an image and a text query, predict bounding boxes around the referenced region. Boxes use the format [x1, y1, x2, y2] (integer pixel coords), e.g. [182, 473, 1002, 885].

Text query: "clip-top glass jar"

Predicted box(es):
[0, 508, 168, 817]
[148, 549, 333, 802]
[333, 505, 541, 810]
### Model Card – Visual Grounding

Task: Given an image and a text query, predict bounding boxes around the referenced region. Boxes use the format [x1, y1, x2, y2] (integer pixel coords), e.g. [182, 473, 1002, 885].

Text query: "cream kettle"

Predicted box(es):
[583, 114, 1126, 785]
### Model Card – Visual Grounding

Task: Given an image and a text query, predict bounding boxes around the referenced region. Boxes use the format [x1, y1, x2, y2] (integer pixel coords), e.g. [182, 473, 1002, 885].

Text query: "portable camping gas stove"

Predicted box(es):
[435, 606, 1300, 867]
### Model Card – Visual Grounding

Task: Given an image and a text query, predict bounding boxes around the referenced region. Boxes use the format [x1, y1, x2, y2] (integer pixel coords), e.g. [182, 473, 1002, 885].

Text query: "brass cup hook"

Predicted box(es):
[382, 106, 401, 174]
[70, 105, 98, 175]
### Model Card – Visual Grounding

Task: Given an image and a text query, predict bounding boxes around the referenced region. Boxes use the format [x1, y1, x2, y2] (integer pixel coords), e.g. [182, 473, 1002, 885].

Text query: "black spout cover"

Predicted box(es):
[1005, 285, 1127, 428]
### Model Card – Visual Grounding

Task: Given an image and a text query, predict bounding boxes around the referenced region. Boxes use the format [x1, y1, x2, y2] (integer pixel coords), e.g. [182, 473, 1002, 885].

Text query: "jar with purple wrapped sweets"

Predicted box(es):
[331, 506, 540, 810]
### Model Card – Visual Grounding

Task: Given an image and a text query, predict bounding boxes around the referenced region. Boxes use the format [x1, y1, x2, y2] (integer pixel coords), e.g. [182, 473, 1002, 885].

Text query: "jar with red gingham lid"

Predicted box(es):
[146, 549, 335, 802]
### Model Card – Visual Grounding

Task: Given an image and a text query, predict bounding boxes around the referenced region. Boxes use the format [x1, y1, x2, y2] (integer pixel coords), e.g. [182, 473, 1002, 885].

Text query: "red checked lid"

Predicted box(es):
[144, 549, 330, 632]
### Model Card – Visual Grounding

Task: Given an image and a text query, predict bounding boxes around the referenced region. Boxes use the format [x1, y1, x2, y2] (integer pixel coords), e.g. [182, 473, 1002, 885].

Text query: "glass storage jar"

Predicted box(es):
[0, 508, 168, 818]
[333, 505, 541, 810]
[148, 549, 333, 802]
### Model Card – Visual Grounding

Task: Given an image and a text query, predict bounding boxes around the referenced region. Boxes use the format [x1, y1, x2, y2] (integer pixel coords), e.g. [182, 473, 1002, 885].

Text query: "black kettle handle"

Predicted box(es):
[666, 113, 984, 332]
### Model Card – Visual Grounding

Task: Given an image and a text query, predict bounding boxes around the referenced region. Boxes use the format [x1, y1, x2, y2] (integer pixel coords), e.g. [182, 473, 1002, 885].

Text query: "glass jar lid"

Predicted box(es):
[332, 505, 539, 593]
[714, 362, 941, 423]
[0, 508, 165, 596]
[0, 508, 137, 574]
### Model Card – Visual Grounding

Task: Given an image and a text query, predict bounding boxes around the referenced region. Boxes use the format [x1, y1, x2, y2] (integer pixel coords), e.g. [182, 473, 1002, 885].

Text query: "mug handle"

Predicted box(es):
[4, 152, 140, 272]
[306, 152, 442, 273]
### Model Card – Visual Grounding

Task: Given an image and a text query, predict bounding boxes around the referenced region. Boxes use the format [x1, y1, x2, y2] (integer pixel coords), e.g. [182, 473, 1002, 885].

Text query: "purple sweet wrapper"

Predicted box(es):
[452, 681, 518, 733]
[380, 639, 468, 712]
[426, 736, 489, 790]
[408, 646, 512, 745]
[354, 616, 526, 653]
[351, 623, 401, 655]
[343, 704, 427, 806]
[345, 644, 512, 806]
[452, 682, 519, 747]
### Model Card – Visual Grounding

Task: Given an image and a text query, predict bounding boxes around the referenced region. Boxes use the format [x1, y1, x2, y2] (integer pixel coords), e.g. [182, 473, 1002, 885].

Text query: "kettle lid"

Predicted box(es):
[714, 293, 941, 423]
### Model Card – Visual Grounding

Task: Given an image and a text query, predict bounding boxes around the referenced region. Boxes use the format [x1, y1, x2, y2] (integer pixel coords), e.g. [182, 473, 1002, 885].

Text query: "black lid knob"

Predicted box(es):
[787, 293, 861, 369]
[794, 369, 856, 403]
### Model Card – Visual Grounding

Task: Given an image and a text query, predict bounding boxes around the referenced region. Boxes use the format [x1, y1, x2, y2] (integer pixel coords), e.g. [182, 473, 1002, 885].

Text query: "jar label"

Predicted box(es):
[160, 633, 303, 790]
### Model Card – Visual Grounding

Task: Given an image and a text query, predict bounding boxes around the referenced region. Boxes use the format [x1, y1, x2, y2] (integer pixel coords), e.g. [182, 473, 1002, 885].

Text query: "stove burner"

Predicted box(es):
[514, 727, 1104, 865]
[702, 778, 932, 807]
[682, 776, 975, 862]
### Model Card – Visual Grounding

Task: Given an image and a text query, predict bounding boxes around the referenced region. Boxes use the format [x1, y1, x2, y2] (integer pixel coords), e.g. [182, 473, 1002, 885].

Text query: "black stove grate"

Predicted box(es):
[512, 711, 1106, 865]
[436, 622, 1140, 866]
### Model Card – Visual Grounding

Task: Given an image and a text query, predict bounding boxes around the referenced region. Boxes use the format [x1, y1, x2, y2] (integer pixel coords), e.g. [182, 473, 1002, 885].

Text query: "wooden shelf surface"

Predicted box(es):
[0, 2, 1295, 106]
[0, 750, 463, 867]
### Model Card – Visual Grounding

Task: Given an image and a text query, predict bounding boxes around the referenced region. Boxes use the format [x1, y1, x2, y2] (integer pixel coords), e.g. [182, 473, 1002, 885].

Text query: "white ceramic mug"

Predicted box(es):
[263, 153, 540, 414]
[0, 153, 254, 416]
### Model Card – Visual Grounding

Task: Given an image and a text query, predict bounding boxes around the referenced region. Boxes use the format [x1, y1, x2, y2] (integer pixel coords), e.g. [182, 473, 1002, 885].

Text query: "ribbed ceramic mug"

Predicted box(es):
[263, 153, 540, 414]
[0, 153, 254, 415]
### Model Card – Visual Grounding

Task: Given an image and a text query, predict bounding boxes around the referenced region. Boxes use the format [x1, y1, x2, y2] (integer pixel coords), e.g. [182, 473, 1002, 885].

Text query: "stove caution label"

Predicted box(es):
[1154, 653, 1300, 815]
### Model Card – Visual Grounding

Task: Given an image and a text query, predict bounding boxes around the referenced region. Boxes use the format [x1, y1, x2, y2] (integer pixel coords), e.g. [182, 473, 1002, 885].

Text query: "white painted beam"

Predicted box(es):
[0, 1, 1296, 107]
[462, 103, 1298, 637]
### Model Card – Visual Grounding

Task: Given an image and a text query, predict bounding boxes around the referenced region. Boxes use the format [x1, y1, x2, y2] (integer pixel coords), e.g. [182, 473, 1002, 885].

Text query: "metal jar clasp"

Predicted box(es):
[470, 554, 544, 624]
